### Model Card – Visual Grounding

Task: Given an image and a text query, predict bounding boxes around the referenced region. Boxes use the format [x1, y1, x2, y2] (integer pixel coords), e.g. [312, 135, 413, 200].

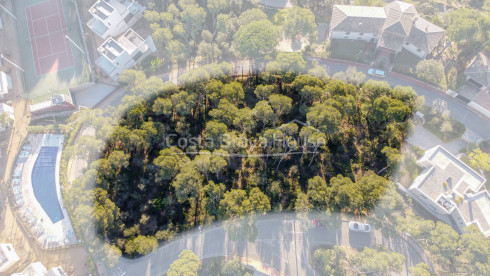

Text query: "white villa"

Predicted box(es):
[95, 28, 156, 80]
[87, 0, 145, 39]
[0, 243, 19, 273]
[0, 103, 14, 133]
[0, 70, 12, 99]
[329, 1, 445, 58]
[11, 262, 67, 276]
[408, 146, 490, 237]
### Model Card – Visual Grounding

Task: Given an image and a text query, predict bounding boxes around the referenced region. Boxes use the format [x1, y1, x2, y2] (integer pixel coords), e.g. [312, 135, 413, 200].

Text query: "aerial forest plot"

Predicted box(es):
[91, 69, 420, 256]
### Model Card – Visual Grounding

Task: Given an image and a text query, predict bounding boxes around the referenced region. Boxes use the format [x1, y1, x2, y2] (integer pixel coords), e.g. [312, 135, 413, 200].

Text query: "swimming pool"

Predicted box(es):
[32, 146, 64, 223]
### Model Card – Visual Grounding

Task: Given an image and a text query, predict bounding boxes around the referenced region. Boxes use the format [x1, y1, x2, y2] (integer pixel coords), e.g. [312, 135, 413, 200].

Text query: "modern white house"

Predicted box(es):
[95, 28, 156, 80]
[45, 266, 68, 276]
[0, 103, 14, 133]
[0, 70, 13, 99]
[11, 262, 47, 276]
[86, 0, 145, 39]
[329, 1, 445, 58]
[11, 262, 67, 276]
[408, 146, 490, 237]
[0, 243, 20, 273]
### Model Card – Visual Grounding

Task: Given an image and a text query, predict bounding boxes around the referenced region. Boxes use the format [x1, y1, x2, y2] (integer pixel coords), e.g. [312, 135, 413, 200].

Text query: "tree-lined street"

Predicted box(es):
[314, 58, 490, 139]
[107, 214, 425, 276]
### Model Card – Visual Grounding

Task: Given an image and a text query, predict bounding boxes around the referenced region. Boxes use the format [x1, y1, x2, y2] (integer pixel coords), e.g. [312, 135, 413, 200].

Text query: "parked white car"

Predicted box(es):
[368, 68, 386, 77]
[349, 221, 371, 232]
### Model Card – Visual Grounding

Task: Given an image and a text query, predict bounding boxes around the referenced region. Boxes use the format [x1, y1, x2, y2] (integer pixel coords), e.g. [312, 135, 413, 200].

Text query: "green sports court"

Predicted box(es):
[13, 0, 90, 101]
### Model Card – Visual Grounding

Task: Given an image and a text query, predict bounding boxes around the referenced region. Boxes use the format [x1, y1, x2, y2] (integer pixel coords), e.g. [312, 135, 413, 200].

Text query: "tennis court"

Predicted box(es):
[14, 0, 90, 100]
[26, 0, 74, 76]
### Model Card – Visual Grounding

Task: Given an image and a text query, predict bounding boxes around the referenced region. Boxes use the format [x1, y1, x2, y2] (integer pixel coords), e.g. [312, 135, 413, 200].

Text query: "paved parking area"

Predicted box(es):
[406, 125, 467, 155]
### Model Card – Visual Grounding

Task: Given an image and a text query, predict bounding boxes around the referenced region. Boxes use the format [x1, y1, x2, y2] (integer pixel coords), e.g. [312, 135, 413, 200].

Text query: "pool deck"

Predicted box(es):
[13, 134, 77, 249]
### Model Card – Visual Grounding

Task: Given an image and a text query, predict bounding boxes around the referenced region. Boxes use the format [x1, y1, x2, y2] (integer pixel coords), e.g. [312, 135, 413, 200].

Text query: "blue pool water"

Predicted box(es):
[32, 146, 64, 223]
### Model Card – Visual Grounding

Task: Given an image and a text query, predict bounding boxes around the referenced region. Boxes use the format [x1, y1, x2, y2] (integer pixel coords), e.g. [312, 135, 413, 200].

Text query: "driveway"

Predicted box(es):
[407, 125, 467, 155]
[71, 83, 116, 109]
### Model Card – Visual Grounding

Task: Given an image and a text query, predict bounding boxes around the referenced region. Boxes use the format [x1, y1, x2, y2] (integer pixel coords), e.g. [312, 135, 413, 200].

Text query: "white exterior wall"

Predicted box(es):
[330, 31, 378, 42]
[468, 101, 490, 120]
[0, 71, 12, 99]
[103, 11, 143, 39]
[409, 189, 453, 225]
[403, 43, 427, 58]
[451, 208, 468, 232]
[101, 35, 156, 80]
[88, 1, 145, 39]
[0, 244, 20, 273]
[0, 103, 14, 132]
[0, 103, 14, 117]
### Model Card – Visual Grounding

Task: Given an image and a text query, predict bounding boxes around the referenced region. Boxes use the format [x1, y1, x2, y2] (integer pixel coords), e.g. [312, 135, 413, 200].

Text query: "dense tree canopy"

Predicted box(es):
[167, 250, 200, 276]
[274, 7, 317, 42]
[415, 59, 446, 88]
[232, 20, 279, 59]
[89, 71, 416, 255]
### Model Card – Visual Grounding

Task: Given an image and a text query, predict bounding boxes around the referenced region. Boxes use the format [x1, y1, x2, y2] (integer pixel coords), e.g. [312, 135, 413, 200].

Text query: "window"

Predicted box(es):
[346, 32, 350, 35]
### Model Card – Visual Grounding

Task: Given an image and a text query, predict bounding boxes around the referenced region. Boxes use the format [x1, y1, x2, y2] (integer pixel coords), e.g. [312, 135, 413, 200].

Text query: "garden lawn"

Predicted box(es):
[330, 39, 367, 61]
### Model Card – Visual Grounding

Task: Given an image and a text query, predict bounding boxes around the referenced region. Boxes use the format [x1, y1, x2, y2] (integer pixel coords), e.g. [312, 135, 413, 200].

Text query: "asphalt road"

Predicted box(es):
[106, 214, 424, 276]
[316, 58, 490, 140]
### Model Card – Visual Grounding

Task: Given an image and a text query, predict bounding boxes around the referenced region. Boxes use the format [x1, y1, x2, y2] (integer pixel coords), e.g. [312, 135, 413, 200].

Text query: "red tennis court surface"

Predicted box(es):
[26, 0, 74, 76]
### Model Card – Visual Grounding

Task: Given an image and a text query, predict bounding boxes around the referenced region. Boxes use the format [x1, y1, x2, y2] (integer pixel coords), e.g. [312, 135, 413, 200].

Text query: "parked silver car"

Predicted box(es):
[349, 221, 371, 232]
[368, 68, 386, 77]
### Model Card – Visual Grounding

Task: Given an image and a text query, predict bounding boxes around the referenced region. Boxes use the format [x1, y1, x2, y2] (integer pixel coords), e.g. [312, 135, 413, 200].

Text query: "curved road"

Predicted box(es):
[316, 58, 490, 140]
[106, 214, 424, 276]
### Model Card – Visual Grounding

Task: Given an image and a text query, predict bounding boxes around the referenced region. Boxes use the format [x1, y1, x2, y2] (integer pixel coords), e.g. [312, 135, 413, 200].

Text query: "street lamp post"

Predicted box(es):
[0, 3, 16, 20]
[0, 54, 24, 72]
[65, 35, 86, 55]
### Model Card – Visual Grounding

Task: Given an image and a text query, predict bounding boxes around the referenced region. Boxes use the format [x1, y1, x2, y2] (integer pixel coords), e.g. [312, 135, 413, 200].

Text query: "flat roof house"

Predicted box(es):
[408, 146, 490, 237]
[0, 71, 12, 99]
[0, 243, 20, 273]
[0, 103, 14, 133]
[87, 0, 145, 39]
[329, 1, 445, 59]
[11, 262, 67, 276]
[95, 29, 156, 80]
